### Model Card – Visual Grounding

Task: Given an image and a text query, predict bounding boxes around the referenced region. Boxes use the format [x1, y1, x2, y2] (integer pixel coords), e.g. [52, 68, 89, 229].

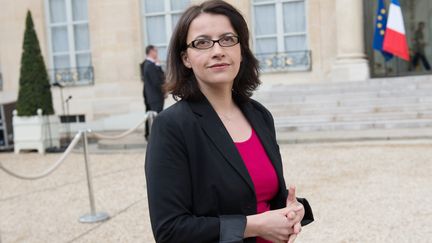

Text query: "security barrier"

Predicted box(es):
[0, 111, 157, 224]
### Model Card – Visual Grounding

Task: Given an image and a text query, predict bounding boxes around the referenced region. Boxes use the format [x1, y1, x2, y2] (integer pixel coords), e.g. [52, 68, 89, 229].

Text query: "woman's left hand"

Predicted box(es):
[285, 185, 304, 243]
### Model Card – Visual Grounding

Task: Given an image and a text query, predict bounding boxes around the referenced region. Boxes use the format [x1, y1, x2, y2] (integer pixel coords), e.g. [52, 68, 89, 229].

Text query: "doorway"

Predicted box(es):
[364, 0, 432, 77]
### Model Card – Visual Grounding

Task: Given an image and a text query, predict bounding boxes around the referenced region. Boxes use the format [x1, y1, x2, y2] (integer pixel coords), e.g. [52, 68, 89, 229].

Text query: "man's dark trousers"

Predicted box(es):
[141, 59, 165, 140]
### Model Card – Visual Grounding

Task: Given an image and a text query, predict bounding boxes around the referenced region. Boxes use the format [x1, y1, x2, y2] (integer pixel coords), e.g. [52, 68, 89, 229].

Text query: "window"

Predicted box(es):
[141, 0, 190, 64]
[252, 0, 310, 72]
[45, 0, 93, 85]
[60, 114, 85, 123]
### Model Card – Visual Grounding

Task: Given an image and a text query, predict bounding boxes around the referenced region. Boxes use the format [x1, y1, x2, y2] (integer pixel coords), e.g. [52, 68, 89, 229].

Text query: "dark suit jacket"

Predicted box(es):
[141, 59, 165, 105]
[145, 95, 314, 243]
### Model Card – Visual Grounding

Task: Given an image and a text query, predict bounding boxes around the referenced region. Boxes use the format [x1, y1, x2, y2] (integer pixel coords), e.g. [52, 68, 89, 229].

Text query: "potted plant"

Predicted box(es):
[13, 11, 60, 154]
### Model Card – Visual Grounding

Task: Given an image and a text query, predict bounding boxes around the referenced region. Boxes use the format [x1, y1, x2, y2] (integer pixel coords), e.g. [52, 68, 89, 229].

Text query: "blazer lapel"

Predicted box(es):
[240, 102, 285, 191]
[188, 98, 256, 194]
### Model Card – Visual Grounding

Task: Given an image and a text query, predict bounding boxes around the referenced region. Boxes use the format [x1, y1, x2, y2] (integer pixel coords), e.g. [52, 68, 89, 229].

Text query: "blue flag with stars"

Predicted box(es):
[373, 0, 393, 61]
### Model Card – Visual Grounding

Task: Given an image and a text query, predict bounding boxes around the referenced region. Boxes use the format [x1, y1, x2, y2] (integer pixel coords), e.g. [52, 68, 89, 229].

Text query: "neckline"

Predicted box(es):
[234, 128, 254, 144]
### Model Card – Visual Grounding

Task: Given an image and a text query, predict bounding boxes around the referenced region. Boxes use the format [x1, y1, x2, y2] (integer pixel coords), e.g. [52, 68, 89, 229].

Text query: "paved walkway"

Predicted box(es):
[1, 140, 432, 242]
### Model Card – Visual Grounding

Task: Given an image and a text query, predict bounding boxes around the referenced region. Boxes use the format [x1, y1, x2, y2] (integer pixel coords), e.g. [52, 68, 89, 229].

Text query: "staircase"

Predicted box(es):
[254, 76, 432, 143]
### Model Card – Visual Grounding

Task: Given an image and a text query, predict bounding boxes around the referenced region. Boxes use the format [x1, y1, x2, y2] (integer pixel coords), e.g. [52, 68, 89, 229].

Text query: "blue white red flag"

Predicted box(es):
[373, 0, 393, 61]
[382, 0, 410, 61]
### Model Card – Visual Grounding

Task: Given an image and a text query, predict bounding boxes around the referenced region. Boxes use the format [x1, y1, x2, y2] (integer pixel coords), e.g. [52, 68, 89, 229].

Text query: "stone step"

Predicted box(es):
[257, 90, 432, 104]
[275, 111, 432, 123]
[261, 98, 432, 112]
[258, 94, 432, 106]
[276, 128, 432, 144]
[275, 119, 432, 132]
[257, 76, 432, 93]
[257, 81, 431, 92]
[256, 76, 432, 135]
[269, 104, 432, 116]
[255, 89, 432, 103]
[258, 83, 432, 94]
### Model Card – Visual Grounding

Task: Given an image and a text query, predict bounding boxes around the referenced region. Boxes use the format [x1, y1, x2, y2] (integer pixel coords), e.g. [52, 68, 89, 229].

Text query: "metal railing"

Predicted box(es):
[49, 66, 94, 86]
[255, 50, 312, 73]
[0, 111, 158, 224]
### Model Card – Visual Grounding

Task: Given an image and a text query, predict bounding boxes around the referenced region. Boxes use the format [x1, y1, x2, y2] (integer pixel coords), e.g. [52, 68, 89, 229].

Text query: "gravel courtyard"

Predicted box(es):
[1, 140, 431, 243]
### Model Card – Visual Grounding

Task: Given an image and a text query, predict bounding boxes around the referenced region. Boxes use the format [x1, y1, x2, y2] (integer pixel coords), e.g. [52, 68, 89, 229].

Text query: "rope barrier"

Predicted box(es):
[0, 129, 109, 223]
[91, 111, 157, 140]
[0, 112, 157, 223]
[0, 112, 157, 180]
[0, 131, 83, 180]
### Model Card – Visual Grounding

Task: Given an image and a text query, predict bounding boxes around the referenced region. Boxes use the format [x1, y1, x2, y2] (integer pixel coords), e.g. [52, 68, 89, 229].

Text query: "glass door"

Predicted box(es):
[364, 0, 432, 77]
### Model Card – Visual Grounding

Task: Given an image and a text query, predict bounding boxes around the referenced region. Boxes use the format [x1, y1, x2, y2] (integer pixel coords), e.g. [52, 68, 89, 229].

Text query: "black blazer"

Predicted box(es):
[145, 95, 314, 243]
[141, 60, 165, 104]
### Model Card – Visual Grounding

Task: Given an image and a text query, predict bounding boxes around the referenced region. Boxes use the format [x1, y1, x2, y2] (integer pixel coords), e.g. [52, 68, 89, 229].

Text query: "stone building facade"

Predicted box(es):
[0, 0, 430, 128]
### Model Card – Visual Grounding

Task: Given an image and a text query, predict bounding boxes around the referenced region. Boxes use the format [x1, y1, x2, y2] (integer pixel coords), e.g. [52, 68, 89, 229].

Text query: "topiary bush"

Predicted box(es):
[16, 10, 54, 116]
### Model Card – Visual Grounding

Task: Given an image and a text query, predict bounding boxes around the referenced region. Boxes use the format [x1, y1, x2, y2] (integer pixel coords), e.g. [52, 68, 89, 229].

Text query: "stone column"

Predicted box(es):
[331, 0, 370, 82]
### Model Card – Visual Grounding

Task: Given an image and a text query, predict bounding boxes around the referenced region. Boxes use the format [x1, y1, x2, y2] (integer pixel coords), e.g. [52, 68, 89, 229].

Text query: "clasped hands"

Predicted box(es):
[245, 185, 304, 243]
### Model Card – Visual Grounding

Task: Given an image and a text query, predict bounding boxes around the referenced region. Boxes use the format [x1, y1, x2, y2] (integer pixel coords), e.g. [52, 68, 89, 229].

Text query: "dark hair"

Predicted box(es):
[165, 0, 260, 102]
[145, 45, 156, 55]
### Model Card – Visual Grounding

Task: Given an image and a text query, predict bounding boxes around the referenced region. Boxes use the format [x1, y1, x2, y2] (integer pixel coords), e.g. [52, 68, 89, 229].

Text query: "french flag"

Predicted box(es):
[383, 0, 410, 61]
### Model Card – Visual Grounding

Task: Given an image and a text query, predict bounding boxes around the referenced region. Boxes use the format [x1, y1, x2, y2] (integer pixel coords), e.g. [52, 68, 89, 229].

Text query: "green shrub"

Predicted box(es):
[16, 11, 54, 116]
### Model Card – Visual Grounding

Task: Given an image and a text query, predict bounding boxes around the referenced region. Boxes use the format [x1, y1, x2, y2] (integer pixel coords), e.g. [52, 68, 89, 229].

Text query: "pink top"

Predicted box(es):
[235, 129, 279, 243]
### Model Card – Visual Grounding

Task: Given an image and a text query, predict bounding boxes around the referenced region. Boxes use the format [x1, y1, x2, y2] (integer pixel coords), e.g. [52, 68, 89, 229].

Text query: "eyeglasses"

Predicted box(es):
[187, 35, 240, 50]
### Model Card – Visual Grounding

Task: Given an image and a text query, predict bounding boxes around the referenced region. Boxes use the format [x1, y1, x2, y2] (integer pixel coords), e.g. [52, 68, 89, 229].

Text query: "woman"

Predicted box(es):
[145, 1, 314, 242]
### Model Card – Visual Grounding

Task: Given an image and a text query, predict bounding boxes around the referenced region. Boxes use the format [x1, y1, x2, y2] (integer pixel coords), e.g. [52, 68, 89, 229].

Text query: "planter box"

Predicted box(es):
[13, 109, 60, 154]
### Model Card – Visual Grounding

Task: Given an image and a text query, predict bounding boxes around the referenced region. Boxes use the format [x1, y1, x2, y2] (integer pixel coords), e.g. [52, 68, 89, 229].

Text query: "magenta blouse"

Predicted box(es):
[235, 129, 279, 243]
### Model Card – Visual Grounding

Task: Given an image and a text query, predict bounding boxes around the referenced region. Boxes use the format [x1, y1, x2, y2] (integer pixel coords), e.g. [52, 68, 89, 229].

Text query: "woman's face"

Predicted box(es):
[182, 13, 242, 90]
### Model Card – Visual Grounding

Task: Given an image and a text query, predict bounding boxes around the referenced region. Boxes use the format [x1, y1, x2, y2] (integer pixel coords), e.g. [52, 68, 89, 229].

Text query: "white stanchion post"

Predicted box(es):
[79, 130, 110, 223]
[147, 111, 157, 138]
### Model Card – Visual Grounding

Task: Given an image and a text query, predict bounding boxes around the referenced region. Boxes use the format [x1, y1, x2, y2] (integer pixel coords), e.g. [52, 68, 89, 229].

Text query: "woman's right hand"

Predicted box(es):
[244, 203, 303, 242]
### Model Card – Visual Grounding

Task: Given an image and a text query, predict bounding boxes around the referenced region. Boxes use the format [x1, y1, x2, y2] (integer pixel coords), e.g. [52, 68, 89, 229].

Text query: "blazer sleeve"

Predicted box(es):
[145, 113, 246, 243]
[297, 197, 314, 226]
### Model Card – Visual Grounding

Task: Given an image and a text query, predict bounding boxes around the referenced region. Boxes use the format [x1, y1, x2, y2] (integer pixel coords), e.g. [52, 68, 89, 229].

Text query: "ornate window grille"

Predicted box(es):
[256, 51, 311, 72]
[49, 66, 94, 86]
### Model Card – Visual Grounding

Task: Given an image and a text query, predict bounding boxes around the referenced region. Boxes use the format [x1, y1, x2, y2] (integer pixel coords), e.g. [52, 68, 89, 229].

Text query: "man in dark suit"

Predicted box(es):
[140, 45, 165, 140]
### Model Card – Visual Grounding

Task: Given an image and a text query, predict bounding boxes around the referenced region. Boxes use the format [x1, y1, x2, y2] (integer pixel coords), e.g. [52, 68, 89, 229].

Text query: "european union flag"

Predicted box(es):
[373, 0, 393, 61]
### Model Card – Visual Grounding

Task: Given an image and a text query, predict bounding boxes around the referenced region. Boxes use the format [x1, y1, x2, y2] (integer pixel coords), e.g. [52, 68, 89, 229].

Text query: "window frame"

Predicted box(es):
[44, 0, 93, 85]
[140, 0, 189, 64]
[252, 0, 310, 72]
